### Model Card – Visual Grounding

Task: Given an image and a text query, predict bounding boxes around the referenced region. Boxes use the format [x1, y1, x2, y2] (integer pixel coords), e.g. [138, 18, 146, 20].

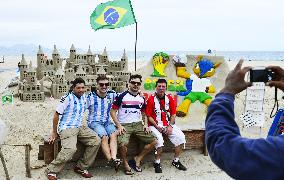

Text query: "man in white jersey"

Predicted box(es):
[110, 74, 157, 175]
[46, 78, 101, 180]
[86, 76, 120, 171]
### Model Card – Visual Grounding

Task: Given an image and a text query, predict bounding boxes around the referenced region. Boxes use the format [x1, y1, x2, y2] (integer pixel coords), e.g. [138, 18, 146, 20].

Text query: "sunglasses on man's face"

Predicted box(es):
[98, 83, 109, 87]
[130, 81, 141, 86]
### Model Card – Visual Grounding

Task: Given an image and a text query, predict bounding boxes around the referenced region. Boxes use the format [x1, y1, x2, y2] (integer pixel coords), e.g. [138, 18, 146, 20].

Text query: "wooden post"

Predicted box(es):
[0, 147, 10, 180]
[25, 144, 32, 178]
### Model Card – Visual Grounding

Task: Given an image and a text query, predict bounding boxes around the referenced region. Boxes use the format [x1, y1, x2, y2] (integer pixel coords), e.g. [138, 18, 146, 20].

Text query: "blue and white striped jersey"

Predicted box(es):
[56, 92, 86, 132]
[86, 90, 117, 125]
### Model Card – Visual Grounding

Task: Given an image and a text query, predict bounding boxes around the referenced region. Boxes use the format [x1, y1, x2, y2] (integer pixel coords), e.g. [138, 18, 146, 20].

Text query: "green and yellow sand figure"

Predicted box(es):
[175, 79, 186, 92]
[151, 52, 169, 77]
[173, 55, 221, 117]
[152, 78, 158, 88]
[144, 78, 154, 90]
[167, 79, 176, 91]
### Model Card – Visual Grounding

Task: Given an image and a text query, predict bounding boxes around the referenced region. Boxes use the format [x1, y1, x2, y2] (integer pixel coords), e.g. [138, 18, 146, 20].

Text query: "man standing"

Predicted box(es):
[86, 76, 120, 171]
[205, 60, 284, 179]
[146, 79, 187, 173]
[46, 78, 101, 180]
[110, 74, 157, 175]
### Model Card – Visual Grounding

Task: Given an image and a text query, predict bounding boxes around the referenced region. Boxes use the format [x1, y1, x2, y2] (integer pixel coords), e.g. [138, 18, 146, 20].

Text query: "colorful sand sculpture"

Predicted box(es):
[151, 52, 169, 77]
[167, 79, 176, 91]
[175, 79, 186, 92]
[143, 78, 186, 92]
[173, 55, 221, 117]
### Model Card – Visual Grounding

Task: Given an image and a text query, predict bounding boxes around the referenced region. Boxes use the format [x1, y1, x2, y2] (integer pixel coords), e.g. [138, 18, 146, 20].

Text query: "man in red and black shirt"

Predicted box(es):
[146, 79, 187, 173]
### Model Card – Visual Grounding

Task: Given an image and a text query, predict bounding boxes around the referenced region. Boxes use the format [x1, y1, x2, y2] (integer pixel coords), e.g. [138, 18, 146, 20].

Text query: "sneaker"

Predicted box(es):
[47, 172, 58, 180]
[74, 166, 93, 178]
[172, 160, 187, 171]
[153, 162, 162, 173]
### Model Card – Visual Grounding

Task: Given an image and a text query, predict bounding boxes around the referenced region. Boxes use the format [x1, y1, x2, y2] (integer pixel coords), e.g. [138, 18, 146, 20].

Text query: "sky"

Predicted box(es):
[0, 0, 284, 51]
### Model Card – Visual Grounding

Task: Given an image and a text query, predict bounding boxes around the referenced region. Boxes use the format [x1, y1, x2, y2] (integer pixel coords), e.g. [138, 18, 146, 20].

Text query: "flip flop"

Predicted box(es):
[124, 169, 134, 175]
[128, 159, 142, 172]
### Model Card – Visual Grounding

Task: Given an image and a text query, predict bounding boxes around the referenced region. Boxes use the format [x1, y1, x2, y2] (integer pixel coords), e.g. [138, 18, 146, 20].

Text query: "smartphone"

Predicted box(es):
[250, 67, 274, 82]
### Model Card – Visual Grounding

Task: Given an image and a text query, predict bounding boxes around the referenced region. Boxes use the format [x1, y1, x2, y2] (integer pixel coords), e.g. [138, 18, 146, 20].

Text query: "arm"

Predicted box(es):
[205, 60, 284, 179]
[110, 108, 125, 135]
[48, 95, 69, 144]
[48, 112, 59, 144]
[205, 92, 284, 179]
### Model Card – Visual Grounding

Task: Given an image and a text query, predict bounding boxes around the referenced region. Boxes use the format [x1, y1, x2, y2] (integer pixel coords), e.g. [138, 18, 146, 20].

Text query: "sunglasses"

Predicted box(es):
[98, 83, 109, 87]
[130, 81, 141, 86]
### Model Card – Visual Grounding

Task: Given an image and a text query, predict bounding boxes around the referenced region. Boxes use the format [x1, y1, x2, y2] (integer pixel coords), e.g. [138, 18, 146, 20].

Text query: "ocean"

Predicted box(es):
[111, 51, 284, 62]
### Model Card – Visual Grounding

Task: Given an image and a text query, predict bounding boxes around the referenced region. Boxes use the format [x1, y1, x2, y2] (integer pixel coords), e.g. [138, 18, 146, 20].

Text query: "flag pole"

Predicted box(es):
[134, 22, 137, 71]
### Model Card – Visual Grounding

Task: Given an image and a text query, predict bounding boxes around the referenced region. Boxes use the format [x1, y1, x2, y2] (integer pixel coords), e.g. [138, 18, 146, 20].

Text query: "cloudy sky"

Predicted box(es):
[0, 0, 284, 51]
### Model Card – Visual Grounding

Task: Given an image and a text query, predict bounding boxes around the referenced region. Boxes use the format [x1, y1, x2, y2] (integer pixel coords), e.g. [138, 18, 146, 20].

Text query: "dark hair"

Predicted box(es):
[129, 74, 142, 83]
[96, 76, 109, 83]
[69, 77, 85, 92]
[156, 78, 167, 87]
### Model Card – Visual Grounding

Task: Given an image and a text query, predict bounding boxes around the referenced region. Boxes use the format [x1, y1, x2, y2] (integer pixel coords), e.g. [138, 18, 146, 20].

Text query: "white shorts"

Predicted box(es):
[149, 125, 186, 148]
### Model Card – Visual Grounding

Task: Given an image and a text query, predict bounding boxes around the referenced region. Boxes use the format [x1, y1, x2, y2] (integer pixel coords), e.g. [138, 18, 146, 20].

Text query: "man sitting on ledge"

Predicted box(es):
[46, 78, 101, 180]
[146, 78, 187, 173]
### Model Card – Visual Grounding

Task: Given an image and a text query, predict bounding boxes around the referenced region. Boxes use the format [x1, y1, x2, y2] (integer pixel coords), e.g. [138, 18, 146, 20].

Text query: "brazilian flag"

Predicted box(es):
[90, 0, 136, 31]
[1, 95, 13, 104]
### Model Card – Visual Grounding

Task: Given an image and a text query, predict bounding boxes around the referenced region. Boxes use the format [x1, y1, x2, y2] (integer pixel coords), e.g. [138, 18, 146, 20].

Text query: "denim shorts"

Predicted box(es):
[90, 121, 117, 138]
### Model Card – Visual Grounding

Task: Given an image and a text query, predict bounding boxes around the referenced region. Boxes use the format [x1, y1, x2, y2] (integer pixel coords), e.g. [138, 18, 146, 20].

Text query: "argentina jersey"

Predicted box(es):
[56, 92, 86, 132]
[86, 90, 117, 126]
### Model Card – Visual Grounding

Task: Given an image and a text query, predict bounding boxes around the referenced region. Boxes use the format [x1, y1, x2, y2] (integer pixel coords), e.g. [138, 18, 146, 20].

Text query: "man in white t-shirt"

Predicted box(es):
[110, 74, 157, 175]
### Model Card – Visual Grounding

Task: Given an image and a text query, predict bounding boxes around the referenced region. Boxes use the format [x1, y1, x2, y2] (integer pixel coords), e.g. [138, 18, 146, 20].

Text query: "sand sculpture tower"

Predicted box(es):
[36, 45, 45, 79]
[121, 49, 128, 70]
[18, 54, 28, 81]
[18, 61, 45, 102]
[51, 68, 68, 99]
[52, 45, 62, 71]
[98, 47, 109, 64]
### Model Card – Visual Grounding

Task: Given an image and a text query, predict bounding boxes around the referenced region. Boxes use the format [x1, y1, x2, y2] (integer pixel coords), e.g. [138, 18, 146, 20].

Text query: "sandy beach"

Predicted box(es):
[0, 56, 284, 179]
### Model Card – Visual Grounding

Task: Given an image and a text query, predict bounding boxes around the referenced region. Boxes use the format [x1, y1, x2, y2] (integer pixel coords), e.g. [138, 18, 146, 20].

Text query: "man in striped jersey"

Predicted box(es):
[110, 74, 157, 175]
[46, 78, 101, 180]
[86, 76, 120, 171]
[146, 79, 187, 173]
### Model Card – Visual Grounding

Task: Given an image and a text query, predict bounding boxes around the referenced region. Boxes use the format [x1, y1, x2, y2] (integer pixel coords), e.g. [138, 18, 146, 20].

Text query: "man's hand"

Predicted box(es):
[117, 125, 126, 135]
[267, 66, 284, 91]
[48, 131, 58, 144]
[220, 59, 252, 95]
[165, 125, 173, 135]
[143, 125, 151, 134]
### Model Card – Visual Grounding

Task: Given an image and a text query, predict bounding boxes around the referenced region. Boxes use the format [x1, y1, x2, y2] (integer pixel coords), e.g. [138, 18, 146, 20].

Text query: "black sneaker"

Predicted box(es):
[172, 160, 187, 171]
[153, 162, 162, 173]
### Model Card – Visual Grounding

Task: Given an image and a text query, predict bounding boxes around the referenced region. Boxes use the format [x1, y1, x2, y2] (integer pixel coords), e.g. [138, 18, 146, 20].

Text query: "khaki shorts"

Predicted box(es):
[118, 121, 156, 146]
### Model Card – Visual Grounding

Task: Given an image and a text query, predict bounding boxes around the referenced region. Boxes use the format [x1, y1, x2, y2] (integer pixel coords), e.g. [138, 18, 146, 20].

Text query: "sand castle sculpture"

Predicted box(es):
[18, 45, 131, 102]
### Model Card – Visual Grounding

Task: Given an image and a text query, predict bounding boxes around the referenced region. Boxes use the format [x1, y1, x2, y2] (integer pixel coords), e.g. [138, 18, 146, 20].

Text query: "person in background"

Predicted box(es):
[205, 59, 284, 179]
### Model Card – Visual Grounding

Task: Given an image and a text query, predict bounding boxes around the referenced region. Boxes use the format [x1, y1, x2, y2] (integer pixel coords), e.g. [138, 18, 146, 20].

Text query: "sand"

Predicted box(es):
[0, 56, 284, 179]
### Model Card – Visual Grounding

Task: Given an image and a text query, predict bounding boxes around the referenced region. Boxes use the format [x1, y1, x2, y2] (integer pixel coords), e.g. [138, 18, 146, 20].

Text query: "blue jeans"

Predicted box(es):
[90, 121, 117, 138]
